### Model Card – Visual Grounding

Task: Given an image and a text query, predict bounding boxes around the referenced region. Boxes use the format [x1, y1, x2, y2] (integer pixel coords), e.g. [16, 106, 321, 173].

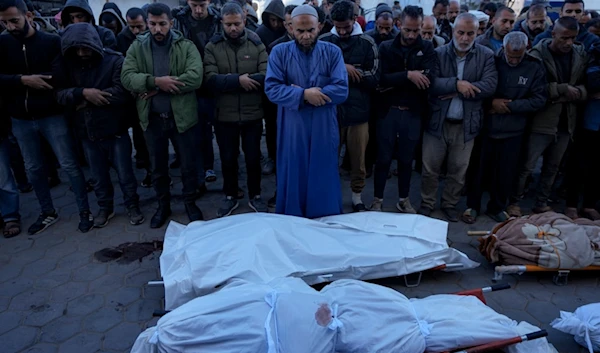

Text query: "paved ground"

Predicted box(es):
[0, 136, 594, 353]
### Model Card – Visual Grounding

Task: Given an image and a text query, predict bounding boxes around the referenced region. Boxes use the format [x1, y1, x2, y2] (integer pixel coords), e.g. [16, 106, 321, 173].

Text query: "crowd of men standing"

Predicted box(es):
[0, 0, 599, 239]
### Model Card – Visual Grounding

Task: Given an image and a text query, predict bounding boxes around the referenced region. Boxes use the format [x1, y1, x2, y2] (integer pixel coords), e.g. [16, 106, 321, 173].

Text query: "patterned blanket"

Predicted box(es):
[479, 212, 600, 268]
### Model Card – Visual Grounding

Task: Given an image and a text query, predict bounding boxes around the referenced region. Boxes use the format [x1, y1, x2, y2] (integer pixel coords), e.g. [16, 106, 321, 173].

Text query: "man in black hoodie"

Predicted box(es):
[268, 4, 297, 53]
[60, 0, 117, 50]
[174, 0, 221, 186]
[0, 0, 93, 234]
[99, 2, 126, 37]
[256, 0, 285, 47]
[56, 23, 145, 228]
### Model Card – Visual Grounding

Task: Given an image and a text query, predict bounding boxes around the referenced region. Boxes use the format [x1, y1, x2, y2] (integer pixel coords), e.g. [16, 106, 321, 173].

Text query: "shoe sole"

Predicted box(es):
[28, 216, 60, 235]
[94, 212, 115, 228]
[129, 215, 145, 225]
[248, 201, 267, 213]
[218, 202, 239, 217]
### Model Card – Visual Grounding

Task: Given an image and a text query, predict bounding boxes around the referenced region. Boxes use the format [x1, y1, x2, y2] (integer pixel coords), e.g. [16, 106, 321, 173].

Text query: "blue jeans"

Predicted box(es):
[0, 138, 20, 222]
[11, 116, 90, 214]
[82, 135, 140, 211]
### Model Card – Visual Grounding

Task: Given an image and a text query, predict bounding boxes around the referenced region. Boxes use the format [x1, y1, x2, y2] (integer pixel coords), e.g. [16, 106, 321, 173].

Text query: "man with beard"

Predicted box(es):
[533, 0, 600, 51]
[56, 23, 144, 228]
[121, 2, 205, 228]
[265, 4, 348, 218]
[60, 0, 117, 49]
[117, 8, 147, 55]
[419, 12, 497, 221]
[422, 15, 445, 48]
[0, 0, 93, 234]
[204, 2, 268, 217]
[173, 0, 221, 188]
[370, 5, 436, 213]
[365, 4, 398, 45]
[448, 0, 460, 24]
[476, 6, 516, 53]
[432, 0, 452, 42]
[509, 17, 588, 217]
[514, 4, 548, 48]
[320, 0, 379, 212]
[462, 31, 546, 224]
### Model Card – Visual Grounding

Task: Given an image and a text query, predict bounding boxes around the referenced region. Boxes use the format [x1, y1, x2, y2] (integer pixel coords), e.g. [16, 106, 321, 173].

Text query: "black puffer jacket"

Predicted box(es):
[61, 0, 117, 50]
[0, 30, 63, 120]
[256, 0, 285, 48]
[56, 23, 129, 141]
[174, 5, 221, 59]
[116, 26, 137, 55]
[484, 50, 547, 139]
[320, 24, 380, 127]
[377, 36, 437, 115]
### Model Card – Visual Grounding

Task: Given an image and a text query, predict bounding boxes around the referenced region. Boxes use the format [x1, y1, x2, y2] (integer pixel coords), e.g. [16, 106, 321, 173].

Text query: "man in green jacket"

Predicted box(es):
[204, 2, 269, 218]
[508, 17, 588, 217]
[121, 2, 204, 228]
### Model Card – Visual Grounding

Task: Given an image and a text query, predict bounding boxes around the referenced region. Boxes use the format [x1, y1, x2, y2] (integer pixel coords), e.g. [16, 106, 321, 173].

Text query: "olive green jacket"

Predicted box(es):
[204, 30, 268, 123]
[121, 30, 203, 133]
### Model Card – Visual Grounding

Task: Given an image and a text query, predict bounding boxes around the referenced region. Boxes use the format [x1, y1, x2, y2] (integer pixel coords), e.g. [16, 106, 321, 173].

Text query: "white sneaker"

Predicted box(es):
[396, 198, 416, 214]
[370, 198, 383, 211]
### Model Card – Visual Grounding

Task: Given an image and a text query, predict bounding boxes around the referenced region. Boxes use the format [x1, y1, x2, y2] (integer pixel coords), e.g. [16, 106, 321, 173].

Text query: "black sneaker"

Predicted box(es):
[93, 209, 115, 228]
[28, 212, 59, 235]
[141, 172, 152, 188]
[248, 196, 268, 213]
[78, 211, 94, 233]
[217, 197, 239, 218]
[127, 206, 145, 225]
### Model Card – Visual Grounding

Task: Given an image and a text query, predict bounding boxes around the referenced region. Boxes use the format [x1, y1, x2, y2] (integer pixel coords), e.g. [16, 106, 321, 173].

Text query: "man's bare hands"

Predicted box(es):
[139, 90, 159, 100]
[304, 87, 331, 106]
[490, 98, 511, 114]
[155, 76, 185, 93]
[345, 64, 363, 83]
[407, 70, 430, 90]
[83, 88, 111, 106]
[21, 75, 53, 90]
[565, 85, 581, 101]
[239, 74, 261, 91]
[457, 80, 481, 98]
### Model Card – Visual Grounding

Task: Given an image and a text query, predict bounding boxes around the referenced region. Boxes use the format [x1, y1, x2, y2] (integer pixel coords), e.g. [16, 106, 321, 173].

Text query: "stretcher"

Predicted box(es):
[469, 230, 600, 286]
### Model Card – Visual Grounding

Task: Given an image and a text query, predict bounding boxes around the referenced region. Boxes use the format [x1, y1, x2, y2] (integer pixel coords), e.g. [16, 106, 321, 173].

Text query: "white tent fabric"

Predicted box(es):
[551, 303, 600, 353]
[160, 212, 479, 310]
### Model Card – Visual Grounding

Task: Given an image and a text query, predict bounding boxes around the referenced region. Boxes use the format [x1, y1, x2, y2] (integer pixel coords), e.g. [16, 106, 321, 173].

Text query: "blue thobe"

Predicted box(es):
[265, 41, 349, 218]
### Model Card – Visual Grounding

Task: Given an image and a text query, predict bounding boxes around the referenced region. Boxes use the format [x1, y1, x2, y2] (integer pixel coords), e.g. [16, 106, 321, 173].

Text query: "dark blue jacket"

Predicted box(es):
[56, 23, 129, 141]
[584, 42, 600, 131]
[60, 0, 117, 50]
[533, 25, 600, 51]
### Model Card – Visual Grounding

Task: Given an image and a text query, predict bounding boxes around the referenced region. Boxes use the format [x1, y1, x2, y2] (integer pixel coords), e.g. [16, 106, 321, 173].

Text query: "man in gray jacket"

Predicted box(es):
[462, 31, 546, 224]
[419, 12, 498, 221]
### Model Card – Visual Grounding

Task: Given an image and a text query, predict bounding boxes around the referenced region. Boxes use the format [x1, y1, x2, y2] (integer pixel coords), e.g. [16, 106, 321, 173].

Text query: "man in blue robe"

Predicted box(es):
[265, 4, 349, 218]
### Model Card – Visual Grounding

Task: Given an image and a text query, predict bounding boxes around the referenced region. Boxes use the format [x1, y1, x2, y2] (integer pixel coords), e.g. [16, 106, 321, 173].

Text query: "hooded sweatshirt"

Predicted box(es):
[256, 0, 285, 47]
[61, 0, 117, 50]
[99, 3, 126, 36]
[56, 23, 129, 141]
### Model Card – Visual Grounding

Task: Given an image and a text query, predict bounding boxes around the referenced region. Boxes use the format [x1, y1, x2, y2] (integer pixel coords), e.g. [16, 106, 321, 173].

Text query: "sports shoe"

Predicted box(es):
[248, 196, 268, 213]
[506, 204, 522, 217]
[93, 209, 115, 228]
[78, 211, 94, 233]
[352, 203, 367, 212]
[127, 206, 145, 225]
[396, 198, 416, 214]
[442, 207, 459, 222]
[261, 158, 275, 175]
[417, 206, 432, 217]
[205, 169, 217, 182]
[28, 211, 59, 235]
[141, 172, 152, 188]
[217, 197, 239, 217]
[370, 198, 383, 211]
[532, 202, 552, 214]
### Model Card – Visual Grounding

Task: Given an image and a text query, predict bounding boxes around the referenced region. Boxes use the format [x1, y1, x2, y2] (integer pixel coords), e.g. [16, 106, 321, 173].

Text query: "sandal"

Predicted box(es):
[461, 208, 478, 224]
[486, 210, 510, 223]
[3, 221, 21, 238]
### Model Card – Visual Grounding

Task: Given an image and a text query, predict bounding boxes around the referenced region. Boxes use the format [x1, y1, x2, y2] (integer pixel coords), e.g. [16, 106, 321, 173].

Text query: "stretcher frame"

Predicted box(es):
[468, 230, 600, 286]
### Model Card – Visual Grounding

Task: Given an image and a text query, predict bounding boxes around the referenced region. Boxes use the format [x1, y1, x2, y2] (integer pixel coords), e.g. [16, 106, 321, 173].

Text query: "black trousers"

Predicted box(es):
[144, 115, 198, 204]
[374, 109, 420, 199]
[566, 129, 600, 209]
[215, 120, 262, 199]
[264, 97, 277, 161]
[466, 134, 523, 214]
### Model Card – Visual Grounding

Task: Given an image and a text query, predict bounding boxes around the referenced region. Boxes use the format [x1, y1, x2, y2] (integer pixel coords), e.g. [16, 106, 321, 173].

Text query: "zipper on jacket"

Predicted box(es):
[23, 44, 30, 115]
[234, 45, 241, 122]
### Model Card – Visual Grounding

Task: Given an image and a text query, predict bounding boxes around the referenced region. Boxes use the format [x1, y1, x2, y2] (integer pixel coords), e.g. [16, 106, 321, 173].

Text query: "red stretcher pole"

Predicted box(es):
[453, 283, 511, 304]
[451, 330, 548, 353]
